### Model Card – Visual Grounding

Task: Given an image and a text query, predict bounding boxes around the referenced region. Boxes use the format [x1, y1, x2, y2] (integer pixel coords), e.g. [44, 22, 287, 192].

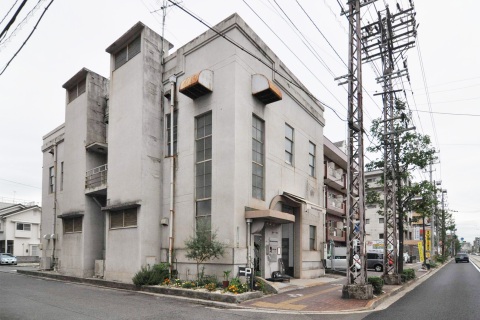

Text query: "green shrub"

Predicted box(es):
[368, 276, 384, 295]
[402, 268, 416, 282]
[182, 281, 196, 289]
[197, 274, 218, 287]
[429, 261, 437, 268]
[435, 255, 445, 263]
[132, 263, 170, 287]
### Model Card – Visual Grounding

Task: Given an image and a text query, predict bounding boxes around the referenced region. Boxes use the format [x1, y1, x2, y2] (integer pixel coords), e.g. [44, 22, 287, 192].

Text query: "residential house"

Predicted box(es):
[0, 203, 42, 257]
[41, 14, 327, 283]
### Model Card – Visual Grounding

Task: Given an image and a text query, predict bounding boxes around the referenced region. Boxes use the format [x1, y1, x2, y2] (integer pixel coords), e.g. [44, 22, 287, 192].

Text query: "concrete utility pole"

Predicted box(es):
[441, 189, 447, 258]
[362, 2, 417, 284]
[337, 0, 376, 299]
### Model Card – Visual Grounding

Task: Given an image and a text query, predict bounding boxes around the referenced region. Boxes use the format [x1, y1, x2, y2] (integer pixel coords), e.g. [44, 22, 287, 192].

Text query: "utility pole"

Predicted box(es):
[337, 0, 376, 299]
[362, 2, 417, 282]
[441, 189, 447, 258]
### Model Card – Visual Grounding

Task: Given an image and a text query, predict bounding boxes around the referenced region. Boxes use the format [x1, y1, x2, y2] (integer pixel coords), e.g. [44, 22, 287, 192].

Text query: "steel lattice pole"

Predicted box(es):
[346, 0, 367, 285]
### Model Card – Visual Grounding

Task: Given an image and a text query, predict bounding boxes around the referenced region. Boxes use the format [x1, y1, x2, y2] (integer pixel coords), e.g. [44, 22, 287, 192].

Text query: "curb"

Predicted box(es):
[15, 270, 262, 305]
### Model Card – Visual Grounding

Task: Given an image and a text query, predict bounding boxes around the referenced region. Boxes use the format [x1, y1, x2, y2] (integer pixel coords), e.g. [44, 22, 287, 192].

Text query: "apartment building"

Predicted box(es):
[40, 14, 327, 283]
[323, 138, 347, 247]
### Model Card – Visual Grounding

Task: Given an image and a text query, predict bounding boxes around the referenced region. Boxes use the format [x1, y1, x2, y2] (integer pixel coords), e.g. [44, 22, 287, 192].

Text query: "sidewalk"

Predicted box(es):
[240, 262, 436, 313]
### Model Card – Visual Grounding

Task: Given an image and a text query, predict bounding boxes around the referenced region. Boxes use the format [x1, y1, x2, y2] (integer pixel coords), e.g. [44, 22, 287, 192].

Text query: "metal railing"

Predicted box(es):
[85, 164, 108, 189]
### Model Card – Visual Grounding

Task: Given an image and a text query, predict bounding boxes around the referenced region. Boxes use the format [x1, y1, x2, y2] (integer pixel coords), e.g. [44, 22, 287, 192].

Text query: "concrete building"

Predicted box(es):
[323, 138, 347, 248]
[0, 203, 42, 257]
[41, 14, 327, 283]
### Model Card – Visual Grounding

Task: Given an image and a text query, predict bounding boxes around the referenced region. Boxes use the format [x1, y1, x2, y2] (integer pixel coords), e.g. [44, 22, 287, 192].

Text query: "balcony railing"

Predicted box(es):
[86, 164, 107, 189]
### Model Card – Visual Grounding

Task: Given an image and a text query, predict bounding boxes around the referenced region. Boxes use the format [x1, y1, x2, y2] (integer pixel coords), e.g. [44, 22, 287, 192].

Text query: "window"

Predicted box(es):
[284, 124, 294, 164]
[379, 233, 384, 239]
[68, 78, 86, 102]
[16, 223, 31, 231]
[195, 113, 212, 230]
[308, 141, 316, 177]
[110, 209, 137, 229]
[379, 218, 384, 224]
[309, 225, 316, 250]
[252, 115, 264, 199]
[49, 166, 55, 193]
[60, 162, 64, 191]
[64, 217, 82, 233]
[166, 111, 178, 156]
[115, 36, 141, 69]
[366, 219, 370, 224]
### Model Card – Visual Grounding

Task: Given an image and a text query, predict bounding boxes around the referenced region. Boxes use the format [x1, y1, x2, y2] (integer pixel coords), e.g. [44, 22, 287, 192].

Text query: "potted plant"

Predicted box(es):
[222, 270, 231, 288]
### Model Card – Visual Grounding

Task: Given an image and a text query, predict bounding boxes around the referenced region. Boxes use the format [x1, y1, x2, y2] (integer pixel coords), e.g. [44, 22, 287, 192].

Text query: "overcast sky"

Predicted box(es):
[0, 0, 478, 243]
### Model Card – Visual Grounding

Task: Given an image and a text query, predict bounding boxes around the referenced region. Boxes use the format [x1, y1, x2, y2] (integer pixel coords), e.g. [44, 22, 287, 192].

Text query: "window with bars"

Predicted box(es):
[114, 36, 141, 70]
[285, 124, 294, 165]
[252, 115, 264, 200]
[16, 223, 31, 231]
[166, 111, 178, 156]
[309, 225, 316, 250]
[64, 217, 82, 233]
[68, 78, 86, 103]
[49, 166, 55, 193]
[110, 209, 138, 229]
[195, 113, 212, 231]
[308, 141, 316, 177]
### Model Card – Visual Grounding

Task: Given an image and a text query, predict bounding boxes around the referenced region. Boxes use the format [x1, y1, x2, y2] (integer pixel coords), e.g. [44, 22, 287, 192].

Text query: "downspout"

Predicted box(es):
[52, 143, 58, 269]
[246, 218, 252, 268]
[168, 77, 176, 275]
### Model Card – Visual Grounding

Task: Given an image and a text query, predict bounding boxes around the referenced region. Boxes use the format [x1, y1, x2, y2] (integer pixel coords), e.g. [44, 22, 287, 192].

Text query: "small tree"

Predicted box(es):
[185, 220, 226, 282]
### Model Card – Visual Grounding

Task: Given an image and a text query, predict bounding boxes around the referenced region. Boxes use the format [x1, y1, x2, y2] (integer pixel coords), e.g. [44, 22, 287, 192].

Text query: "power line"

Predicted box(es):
[243, 0, 348, 117]
[410, 109, 480, 117]
[168, 0, 348, 123]
[0, 0, 45, 51]
[0, 0, 20, 26]
[0, 0, 55, 76]
[0, 0, 28, 41]
[0, 178, 41, 189]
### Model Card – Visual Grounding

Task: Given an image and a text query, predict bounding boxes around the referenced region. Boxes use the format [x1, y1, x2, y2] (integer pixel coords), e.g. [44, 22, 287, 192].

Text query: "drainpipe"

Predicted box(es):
[52, 143, 58, 269]
[246, 218, 252, 268]
[168, 77, 176, 275]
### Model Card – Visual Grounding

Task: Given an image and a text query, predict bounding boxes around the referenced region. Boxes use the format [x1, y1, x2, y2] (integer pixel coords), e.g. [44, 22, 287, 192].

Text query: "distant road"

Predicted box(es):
[364, 259, 480, 320]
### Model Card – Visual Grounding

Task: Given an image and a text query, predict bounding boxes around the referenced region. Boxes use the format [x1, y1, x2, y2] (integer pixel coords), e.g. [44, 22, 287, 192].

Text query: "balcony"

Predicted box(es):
[85, 164, 107, 195]
[324, 162, 346, 191]
[327, 227, 346, 242]
[326, 194, 346, 216]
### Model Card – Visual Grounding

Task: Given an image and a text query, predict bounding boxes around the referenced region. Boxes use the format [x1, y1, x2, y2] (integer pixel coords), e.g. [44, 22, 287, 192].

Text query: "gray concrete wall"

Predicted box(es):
[40, 125, 65, 269]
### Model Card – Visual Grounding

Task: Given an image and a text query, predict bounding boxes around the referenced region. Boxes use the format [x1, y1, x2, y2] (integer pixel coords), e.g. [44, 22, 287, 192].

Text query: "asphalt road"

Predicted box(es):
[364, 259, 480, 320]
[0, 268, 368, 320]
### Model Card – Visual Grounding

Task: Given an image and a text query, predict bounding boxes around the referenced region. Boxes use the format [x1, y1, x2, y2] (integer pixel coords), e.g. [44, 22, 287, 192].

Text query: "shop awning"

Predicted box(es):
[245, 209, 295, 223]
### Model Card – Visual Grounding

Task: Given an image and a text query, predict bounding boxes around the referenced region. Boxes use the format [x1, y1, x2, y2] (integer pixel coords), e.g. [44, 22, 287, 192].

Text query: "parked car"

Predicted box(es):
[326, 255, 361, 270]
[0, 253, 17, 265]
[367, 252, 384, 272]
[455, 253, 469, 263]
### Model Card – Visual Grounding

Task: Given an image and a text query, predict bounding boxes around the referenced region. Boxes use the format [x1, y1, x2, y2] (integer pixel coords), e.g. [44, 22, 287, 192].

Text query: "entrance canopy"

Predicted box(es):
[245, 209, 295, 224]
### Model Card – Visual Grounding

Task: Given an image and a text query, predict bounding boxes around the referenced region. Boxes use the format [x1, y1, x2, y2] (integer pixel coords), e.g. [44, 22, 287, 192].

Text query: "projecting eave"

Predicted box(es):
[62, 68, 91, 89]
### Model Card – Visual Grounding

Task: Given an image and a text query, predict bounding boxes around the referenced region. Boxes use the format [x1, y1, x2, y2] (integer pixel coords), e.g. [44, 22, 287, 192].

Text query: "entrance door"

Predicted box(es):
[281, 223, 294, 276]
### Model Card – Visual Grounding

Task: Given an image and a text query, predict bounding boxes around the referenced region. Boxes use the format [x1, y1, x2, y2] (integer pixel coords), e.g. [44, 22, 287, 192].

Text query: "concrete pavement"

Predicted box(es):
[240, 262, 442, 313]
